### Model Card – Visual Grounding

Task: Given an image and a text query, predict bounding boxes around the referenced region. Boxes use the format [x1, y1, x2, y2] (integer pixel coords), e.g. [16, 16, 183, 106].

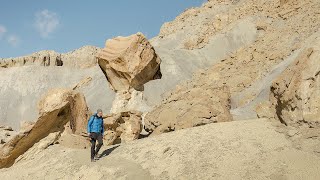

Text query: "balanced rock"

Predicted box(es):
[0, 88, 89, 168]
[97, 33, 161, 91]
[104, 111, 143, 145]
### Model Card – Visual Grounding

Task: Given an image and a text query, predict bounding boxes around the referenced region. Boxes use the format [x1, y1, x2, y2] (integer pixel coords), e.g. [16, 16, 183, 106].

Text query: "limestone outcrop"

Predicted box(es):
[97, 33, 161, 91]
[103, 111, 142, 145]
[144, 85, 232, 135]
[268, 45, 320, 128]
[0, 46, 100, 69]
[0, 89, 89, 168]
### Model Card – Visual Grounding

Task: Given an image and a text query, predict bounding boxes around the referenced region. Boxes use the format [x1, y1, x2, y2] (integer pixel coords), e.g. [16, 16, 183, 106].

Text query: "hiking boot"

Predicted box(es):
[94, 155, 100, 160]
[94, 153, 100, 159]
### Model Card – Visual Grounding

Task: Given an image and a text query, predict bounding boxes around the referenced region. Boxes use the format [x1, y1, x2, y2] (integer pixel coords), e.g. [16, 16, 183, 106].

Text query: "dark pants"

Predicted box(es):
[89, 132, 103, 160]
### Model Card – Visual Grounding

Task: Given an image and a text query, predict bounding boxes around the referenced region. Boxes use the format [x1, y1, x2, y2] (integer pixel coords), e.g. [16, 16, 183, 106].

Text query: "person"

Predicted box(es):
[87, 109, 104, 162]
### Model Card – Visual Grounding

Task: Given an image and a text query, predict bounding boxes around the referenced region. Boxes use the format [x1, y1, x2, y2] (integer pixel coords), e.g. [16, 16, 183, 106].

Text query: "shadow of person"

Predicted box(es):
[99, 144, 120, 158]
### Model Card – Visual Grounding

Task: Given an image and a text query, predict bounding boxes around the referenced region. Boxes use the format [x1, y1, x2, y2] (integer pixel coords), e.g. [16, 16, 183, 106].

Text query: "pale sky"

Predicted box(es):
[0, 0, 205, 58]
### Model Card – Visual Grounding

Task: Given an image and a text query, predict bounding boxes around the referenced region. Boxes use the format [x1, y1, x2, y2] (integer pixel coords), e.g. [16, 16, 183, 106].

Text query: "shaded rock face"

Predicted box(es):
[0, 89, 89, 168]
[38, 89, 89, 134]
[97, 33, 161, 91]
[268, 44, 320, 128]
[103, 111, 142, 145]
[144, 86, 232, 135]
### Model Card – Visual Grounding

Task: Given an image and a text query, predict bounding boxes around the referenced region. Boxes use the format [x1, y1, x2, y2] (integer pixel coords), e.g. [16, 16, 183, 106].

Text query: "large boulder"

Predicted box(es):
[144, 85, 232, 135]
[268, 45, 320, 128]
[0, 89, 89, 168]
[97, 33, 161, 91]
[103, 111, 142, 145]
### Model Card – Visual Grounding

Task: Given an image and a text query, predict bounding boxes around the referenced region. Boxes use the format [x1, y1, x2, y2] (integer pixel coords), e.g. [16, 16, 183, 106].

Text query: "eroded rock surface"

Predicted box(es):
[104, 111, 142, 145]
[269, 45, 320, 128]
[144, 85, 232, 135]
[97, 33, 161, 91]
[0, 89, 89, 168]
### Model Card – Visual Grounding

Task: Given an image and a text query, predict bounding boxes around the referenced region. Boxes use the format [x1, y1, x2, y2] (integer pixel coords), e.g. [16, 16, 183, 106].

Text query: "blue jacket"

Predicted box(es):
[87, 113, 104, 134]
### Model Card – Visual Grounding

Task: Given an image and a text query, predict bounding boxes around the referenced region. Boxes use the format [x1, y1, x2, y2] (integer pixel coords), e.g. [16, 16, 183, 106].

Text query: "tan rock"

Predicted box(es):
[97, 33, 161, 91]
[0, 89, 89, 168]
[270, 45, 320, 128]
[280, 0, 290, 6]
[0, 46, 100, 69]
[255, 101, 275, 119]
[144, 86, 232, 135]
[37, 89, 89, 134]
[103, 111, 142, 145]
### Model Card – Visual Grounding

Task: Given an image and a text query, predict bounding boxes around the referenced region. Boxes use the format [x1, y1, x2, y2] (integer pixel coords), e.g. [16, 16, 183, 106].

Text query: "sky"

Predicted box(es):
[0, 0, 205, 58]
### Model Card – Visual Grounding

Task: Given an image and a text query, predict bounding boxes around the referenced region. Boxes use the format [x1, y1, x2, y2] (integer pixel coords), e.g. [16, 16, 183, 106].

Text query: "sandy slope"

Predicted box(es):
[1, 118, 319, 180]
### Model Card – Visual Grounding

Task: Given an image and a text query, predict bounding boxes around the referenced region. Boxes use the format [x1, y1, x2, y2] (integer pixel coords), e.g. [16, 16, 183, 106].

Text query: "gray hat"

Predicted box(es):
[97, 109, 103, 113]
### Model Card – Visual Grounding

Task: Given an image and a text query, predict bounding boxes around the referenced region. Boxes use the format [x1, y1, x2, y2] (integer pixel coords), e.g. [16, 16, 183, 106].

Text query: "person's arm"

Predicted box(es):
[87, 116, 94, 135]
[101, 119, 104, 135]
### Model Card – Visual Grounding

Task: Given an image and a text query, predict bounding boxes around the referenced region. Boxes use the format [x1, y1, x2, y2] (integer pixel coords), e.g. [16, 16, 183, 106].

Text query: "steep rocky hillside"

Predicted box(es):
[145, 0, 320, 130]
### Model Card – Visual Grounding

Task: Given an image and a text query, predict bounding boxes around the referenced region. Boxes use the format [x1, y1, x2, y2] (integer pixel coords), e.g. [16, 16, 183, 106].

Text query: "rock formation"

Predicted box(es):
[103, 111, 143, 145]
[97, 33, 161, 91]
[0, 46, 99, 69]
[155, 0, 320, 121]
[144, 85, 232, 135]
[0, 89, 89, 168]
[268, 44, 320, 128]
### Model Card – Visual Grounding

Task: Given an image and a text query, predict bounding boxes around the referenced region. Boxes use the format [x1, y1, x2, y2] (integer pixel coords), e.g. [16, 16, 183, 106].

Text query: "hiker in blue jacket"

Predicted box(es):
[87, 109, 104, 162]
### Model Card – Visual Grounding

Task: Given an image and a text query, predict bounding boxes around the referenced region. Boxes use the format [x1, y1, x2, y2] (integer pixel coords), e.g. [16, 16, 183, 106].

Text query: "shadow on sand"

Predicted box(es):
[99, 145, 120, 158]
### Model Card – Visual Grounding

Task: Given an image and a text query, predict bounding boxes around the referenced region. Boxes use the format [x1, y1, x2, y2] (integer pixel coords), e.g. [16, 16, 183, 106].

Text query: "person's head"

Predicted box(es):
[97, 109, 103, 117]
